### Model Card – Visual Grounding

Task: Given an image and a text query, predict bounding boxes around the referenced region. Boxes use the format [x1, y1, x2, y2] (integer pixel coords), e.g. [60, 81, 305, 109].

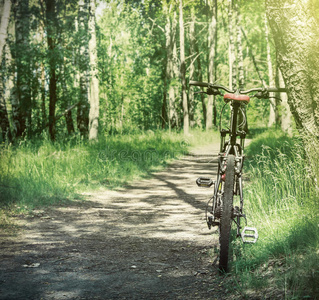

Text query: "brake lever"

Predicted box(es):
[194, 91, 207, 95]
[254, 91, 269, 99]
[269, 96, 282, 102]
[207, 87, 222, 96]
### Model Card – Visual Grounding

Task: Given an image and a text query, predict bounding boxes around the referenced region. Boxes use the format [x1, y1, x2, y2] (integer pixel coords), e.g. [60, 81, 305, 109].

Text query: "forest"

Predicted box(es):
[0, 0, 302, 140]
[1, 0, 319, 298]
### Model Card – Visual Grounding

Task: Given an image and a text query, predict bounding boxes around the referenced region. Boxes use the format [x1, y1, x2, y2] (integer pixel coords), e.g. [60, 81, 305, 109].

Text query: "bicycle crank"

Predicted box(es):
[241, 227, 258, 244]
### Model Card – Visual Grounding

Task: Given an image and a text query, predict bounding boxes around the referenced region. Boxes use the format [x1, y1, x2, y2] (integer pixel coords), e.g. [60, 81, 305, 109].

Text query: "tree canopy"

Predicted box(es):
[1, 0, 289, 141]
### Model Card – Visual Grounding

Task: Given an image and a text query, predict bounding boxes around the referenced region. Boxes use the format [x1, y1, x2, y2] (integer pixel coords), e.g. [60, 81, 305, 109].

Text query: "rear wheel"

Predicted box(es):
[219, 154, 235, 272]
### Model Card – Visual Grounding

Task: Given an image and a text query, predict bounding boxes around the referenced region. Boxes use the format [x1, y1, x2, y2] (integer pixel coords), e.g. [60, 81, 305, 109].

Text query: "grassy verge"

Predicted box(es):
[0, 129, 219, 214]
[229, 130, 319, 299]
[0, 131, 192, 212]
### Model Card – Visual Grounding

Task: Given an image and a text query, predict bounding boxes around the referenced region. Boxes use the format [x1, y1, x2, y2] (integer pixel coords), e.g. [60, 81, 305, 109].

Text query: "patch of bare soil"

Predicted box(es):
[0, 144, 242, 299]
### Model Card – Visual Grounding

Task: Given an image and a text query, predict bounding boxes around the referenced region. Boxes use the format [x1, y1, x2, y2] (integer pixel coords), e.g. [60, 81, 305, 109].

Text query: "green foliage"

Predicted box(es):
[230, 130, 319, 298]
[0, 131, 188, 211]
[97, 1, 165, 133]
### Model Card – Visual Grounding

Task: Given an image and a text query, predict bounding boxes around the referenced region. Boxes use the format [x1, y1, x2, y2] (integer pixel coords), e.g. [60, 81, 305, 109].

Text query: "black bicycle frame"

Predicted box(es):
[211, 101, 246, 236]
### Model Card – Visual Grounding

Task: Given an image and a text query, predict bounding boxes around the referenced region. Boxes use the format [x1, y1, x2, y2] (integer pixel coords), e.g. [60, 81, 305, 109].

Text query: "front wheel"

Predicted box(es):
[219, 154, 235, 272]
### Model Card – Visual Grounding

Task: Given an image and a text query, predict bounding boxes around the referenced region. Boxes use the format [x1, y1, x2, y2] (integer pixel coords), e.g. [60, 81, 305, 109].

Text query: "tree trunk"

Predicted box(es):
[188, 8, 196, 128]
[235, 0, 248, 132]
[15, 0, 31, 137]
[228, 0, 236, 90]
[206, 0, 217, 130]
[2, 40, 14, 140]
[0, 46, 10, 140]
[164, 4, 178, 131]
[265, 14, 276, 127]
[278, 68, 292, 135]
[192, 19, 206, 128]
[45, 0, 57, 140]
[266, 0, 319, 183]
[77, 0, 89, 136]
[179, 0, 188, 135]
[61, 57, 75, 135]
[39, 17, 47, 130]
[0, 0, 12, 140]
[0, 0, 11, 59]
[88, 0, 99, 140]
[235, 1, 244, 90]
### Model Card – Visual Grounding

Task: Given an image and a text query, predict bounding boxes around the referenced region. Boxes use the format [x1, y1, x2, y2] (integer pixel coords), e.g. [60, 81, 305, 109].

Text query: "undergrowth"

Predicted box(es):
[230, 130, 319, 299]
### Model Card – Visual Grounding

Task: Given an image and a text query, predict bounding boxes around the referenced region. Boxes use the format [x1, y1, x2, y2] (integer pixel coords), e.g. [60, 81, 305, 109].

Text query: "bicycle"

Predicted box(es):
[190, 80, 286, 272]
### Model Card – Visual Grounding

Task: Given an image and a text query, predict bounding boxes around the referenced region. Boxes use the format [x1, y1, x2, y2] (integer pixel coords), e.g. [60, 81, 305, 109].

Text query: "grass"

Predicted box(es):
[229, 129, 319, 299]
[2, 127, 317, 297]
[0, 129, 219, 213]
[0, 130, 192, 212]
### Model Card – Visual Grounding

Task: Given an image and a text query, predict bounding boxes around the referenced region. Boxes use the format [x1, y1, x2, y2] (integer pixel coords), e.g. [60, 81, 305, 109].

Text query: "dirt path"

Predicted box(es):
[0, 144, 239, 300]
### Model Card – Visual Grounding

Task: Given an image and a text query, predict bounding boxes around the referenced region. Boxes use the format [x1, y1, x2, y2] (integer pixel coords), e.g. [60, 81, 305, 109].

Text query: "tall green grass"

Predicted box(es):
[231, 130, 319, 299]
[0, 131, 191, 211]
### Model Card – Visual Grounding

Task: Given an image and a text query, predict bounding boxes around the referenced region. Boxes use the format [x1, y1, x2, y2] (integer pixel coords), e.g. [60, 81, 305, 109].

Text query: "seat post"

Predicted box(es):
[230, 102, 240, 147]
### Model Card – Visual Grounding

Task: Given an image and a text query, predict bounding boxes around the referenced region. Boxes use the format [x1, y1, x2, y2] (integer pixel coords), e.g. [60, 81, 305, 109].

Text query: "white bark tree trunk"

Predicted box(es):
[164, 4, 178, 131]
[88, 0, 99, 140]
[265, 14, 276, 127]
[0, 0, 11, 60]
[266, 0, 319, 183]
[228, 0, 236, 90]
[278, 68, 292, 135]
[179, 0, 188, 135]
[206, 0, 217, 130]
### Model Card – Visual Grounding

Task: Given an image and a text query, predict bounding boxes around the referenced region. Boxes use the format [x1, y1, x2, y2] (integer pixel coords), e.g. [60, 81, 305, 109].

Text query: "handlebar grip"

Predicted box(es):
[267, 87, 287, 93]
[189, 80, 209, 87]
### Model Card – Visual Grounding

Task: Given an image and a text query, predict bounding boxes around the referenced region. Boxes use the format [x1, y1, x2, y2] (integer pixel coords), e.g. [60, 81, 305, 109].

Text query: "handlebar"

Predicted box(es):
[189, 80, 287, 95]
[189, 81, 234, 93]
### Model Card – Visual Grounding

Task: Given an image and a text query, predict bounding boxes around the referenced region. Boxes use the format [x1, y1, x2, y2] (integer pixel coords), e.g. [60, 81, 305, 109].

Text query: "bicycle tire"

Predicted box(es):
[219, 154, 235, 272]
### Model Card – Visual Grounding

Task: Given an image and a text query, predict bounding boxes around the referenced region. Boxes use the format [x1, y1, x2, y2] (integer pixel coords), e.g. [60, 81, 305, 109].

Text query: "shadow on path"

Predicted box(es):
[0, 144, 237, 300]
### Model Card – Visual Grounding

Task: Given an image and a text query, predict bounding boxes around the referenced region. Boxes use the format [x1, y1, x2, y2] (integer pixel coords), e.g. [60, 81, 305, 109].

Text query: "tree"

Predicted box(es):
[45, 0, 58, 140]
[278, 68, 292, 135]
[163, 1, 179, 131]
[264, 14, 276, 127]
[0, 0, 11, 140]
[0, 0, 11, 59]
[206, 0, 217, 130]
[77, 0, 89, 136]
[228, 0, 236, 90]
[179, 0, 188, 134]
[15, 0, 31, 137]
[88, 0, 99, 140]
[266, 0, 319, 182]
[188, 7, 196, 127]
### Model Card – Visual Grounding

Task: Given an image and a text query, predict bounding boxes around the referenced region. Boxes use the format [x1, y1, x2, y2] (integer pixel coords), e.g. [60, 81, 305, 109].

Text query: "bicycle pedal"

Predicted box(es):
[241, 227, 258, 244]
[207, 216, 219, 229]
[196, 177, 214, 187]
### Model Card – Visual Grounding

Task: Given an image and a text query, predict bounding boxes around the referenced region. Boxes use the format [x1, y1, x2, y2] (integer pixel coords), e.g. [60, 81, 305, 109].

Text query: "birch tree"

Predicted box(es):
[265, 14, 276, 127]
[0, 0, 10, 59]
[188, 7, 196, 127]
[88, 0, 99, 140]
[0, 0, 11, 139]
[179, 0, 188, 135]
[15, 0, 31, 137]
[235, 0, 248, 132]
[235, 0, 244, 90]
[266, 0, 319, 183]
[164, 1, 178, 130]
[278, 68, 292, 135]
[206, 0, 217, 130]
[77, 0, 89, 136]
[228, 0, 236, 90]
